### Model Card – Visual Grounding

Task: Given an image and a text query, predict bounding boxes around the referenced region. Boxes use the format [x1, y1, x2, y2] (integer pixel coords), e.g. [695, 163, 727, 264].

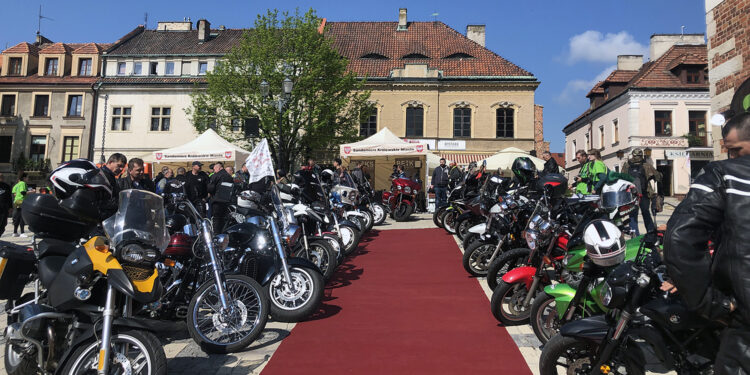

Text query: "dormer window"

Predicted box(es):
[360, 53, 388, 60]
[44, 58, 58, 76]
[402, 53, 429, 59]
[444, 52, 475, 59]
[686, 68, 701, 83]
[8, 58, 22, 76]
[78, 58, 92, 76]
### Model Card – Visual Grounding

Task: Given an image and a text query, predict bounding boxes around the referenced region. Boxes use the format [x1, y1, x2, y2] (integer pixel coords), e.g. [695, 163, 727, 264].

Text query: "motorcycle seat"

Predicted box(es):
[38, 238, 79, 257]
[37, 255, 67, 288]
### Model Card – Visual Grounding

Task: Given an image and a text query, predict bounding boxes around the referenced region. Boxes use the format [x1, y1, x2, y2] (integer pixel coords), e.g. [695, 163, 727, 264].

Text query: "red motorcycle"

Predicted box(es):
[382, 177, 421, 222]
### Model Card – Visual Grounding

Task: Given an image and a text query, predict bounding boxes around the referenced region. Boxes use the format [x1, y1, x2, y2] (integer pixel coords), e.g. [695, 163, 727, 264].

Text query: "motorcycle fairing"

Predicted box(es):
[559, 314, 609, 343]
[468, 223, 486, 234]
[84, 238, 162, 303]
[543, 283, 602, 318]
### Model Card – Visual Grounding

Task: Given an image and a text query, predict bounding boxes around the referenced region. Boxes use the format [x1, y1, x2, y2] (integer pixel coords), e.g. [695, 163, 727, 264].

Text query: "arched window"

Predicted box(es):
[402, 53, 429, 59]
[406, 106, 424, 137]
[453, 108, 471, 138]
[360, 53, 388, 60]
[496, 108, 514, 138]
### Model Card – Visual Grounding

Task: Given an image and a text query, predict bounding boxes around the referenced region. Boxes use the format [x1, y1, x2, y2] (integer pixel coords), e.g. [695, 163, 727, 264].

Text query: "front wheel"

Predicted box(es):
[60, 330, 166, 375]
[267, 266, 325, 322]
[442, 211, 458, 234]
[360, 210, 374, 232]
[490, 280, 534, 325]
[295, 240, 337, 281]
[187, 275, 269, 353]
[530, 293, 562, 344]
[370, 203, 387, 225]
[486, 248, 531, 290]
[539, 334, 644, 375]
[392, 202, 412, 222]
[462, 240, 497, 277]
[433, 206, 447, 228]
[338, 225, 362, 256]
[455, 218, 475, 241]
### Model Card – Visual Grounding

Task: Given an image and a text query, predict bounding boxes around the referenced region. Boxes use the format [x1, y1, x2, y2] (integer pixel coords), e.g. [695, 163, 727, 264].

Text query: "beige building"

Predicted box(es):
[0, 37, 108, 180]
[564, 35, 709, 196]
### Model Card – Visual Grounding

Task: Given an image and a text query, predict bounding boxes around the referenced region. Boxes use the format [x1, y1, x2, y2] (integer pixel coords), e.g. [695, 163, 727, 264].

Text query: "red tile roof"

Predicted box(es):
[665, 51, 708, 71]
[73, 43, 111, 54]
[585, 81, 604, 98]
[3, 42, 39, 55]
[39, 42, 74, 54]
[603, 70, 638, 83]
[324, 21, 534, 78]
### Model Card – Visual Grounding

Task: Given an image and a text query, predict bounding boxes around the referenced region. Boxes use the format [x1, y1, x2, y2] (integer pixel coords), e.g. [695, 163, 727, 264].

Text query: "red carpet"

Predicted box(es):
[262, 228, 531, 374]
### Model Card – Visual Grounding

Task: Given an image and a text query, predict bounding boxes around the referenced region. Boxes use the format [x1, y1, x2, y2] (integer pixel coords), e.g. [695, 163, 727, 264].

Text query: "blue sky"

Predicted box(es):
[2, 1, 707, 152]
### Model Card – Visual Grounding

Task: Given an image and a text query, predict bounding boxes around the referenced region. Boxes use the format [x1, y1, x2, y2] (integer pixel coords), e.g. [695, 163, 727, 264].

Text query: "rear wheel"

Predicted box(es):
[60, 330, 167, 375]
[486, 248, 531, 290]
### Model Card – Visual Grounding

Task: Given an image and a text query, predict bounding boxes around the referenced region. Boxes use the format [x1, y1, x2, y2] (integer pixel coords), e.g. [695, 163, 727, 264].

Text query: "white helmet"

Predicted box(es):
[600, 179, 638, 215]
[584, 219, 626, 267]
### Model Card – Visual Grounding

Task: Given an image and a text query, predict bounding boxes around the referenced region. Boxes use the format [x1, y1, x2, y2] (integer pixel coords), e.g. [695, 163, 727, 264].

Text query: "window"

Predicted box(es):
[62, 136, 80, 162]
[231, 118, 243, 132]
[688, 111, 707, 147]
[655, 110, 672, 136]
[111, 107, 132, 131]
[599, 126, 605, 148]
[686, 69, 701, 83]
[612, 119, 619, 144]
[150, 62, 158, 75]
[360, 108, 377, 137]
[181, 61, 191, 75]
[198, 62, 208, 75]
[117, 62, 126, 75]
[0, 136, 11, 163]
[67, 95, 83, 117]
[78, 58, 92, 76]
[165, 62, 175, 75]
[44, 58, 58, 76]
[496, 108, 514, 138]
[133, 62, 142, 75]
[1, 94, 16, 116]
[405, 107, 423, 137]
[33, 95, 49, 117]
[9, 57, 22, 76]
[29, 135, 46, 162]
[150, 107, 171, 131]
[453, 108, 471, 138]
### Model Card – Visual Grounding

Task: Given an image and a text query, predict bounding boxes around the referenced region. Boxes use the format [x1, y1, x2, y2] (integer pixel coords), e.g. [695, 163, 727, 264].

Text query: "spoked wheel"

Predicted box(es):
[491, 280, 533, 325]
[486, 248, 532, 290]
[456, 218, 475, 241]
[370, 203, 387, 225]
[539, 334, 642, 375]
[530, 293, 563, 344]
[187, 275, 269, 353]
[295, 240, 337, 280]
[60, 330, 166, 375]
[462, 241, 497, 276]
[267, 266, 325, 322]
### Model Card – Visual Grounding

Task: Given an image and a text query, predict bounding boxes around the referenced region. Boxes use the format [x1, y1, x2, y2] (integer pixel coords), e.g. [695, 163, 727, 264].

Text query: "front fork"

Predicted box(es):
[97, 285, 116, 375]
[488, 235, 506, 264]
[269, 219, 294, 285]
[523, 275, 541, 307]
[201, 219, 232, 311]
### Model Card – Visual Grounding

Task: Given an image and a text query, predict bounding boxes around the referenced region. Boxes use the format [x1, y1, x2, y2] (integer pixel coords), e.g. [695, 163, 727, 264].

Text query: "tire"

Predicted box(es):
[539, 335, 644, 375]
[267, 266, 325, 322]
[322, 234, 344, 265]
[360, 210, 374, 232]
[371, 203, 387, 225]
[530, 293, 562, 345]
[187, 275, 269, 353]
[462, 240, 498, 277]
[433, 206, 447, 228]
[295, 239, 337, 281]
[490, 280, 534, 325]
[443, 211, 458, 234]
[5, 294, 37, 375]
[486, 248, 532, 291]
[348, 215, 366, 232]
[455, 218, 475, 241]
[338, 225, 361, 256]
[393, 202, 412, 222]
[462, 232, 480, 250]
[60, 329, 166, 375]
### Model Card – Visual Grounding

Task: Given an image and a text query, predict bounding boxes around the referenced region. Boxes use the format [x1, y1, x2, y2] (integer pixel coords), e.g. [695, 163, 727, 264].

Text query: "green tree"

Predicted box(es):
[189, 8, 372, 173]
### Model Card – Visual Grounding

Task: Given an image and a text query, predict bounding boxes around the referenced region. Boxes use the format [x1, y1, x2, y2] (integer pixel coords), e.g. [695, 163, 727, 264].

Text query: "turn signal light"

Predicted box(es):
[543, 256, 552, 265]
[600, 365, 611, 374]
[163, 259, 176, 267]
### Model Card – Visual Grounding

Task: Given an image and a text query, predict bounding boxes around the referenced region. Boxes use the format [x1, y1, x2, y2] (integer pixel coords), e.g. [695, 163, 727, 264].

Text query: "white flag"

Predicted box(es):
[245, 138, 275, 183]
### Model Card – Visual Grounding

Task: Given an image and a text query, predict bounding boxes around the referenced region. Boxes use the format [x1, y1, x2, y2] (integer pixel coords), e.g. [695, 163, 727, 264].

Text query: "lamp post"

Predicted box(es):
[260, 77, 294, 170]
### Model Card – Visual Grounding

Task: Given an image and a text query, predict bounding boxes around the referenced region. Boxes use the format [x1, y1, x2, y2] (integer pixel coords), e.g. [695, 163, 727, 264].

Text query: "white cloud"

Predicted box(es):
[557, 65, 617, 103]
[566, 31, 648, 64]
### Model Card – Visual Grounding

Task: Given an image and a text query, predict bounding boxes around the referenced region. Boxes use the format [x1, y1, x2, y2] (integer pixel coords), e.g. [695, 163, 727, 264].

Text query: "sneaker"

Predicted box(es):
[19, 233, 27, 238]
[12, 233, 19, 237]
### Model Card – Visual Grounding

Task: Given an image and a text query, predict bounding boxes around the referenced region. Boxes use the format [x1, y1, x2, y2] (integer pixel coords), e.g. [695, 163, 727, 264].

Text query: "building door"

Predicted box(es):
[656, 160, 672, 196]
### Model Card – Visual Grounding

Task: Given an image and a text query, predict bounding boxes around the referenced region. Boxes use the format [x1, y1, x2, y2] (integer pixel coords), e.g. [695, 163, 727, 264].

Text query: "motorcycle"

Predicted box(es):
[382, 177, 421, 222]
[4, 190, 167, 374]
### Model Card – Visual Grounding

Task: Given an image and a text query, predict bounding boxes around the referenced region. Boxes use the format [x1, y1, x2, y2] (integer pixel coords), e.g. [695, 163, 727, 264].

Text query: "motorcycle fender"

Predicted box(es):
[338, 219, 359, 230]
[468, 223, 486, 234]
[261, 257, 321, 285]
[559, 315, 609, 343]
[501, 266, 536, 289]
[544, 284, 577, 318]
[344, 211, 366, 218]
[455, 211, 474, 223]
[287, 257, 321, 274]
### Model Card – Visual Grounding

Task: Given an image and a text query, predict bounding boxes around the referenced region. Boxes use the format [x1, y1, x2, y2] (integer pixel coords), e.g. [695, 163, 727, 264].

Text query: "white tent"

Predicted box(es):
[149, 129, 251, 165]
[339, 127, 428, 157]
[480, 147, 547, 172]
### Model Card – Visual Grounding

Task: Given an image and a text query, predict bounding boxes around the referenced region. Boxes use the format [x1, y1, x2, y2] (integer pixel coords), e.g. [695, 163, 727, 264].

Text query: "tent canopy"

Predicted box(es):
[340, 127, 428, 157]
[149, 129, 251, 164]
[480, 147, 547, 172]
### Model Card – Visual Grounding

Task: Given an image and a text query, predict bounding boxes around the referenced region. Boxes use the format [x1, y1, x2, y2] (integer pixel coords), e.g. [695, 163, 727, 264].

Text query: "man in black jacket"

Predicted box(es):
[541, 151, 559, 175]
[99, 153, 127, 220]
[448, 161, 463, 190]
[664, 112, 750, 374]
[207, 162, 233, 232]
[431, 158, 449, 209]
[117, 158, 155, 192]
[185, 161, 209, 216]
[0, 172, 12, 237]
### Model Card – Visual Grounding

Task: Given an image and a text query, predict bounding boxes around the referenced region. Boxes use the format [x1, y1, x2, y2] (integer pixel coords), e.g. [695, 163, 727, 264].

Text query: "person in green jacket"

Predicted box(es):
[587, 149, 609, 194]
[12, 173, 29, 237]
[573, 149, 608, 194]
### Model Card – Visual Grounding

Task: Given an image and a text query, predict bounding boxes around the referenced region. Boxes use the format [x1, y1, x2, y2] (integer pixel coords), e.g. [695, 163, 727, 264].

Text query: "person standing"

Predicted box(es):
[117, 158, 155, 192]
[586, 149, 609, 194]
[431, 158, 450, 209]
[350, 162, 366, 187]
[276, 169, 288, 184]
[155, 168, 173, 194]
[12, 173, 29, 237]
[622, 148, 659, 235]
[573, 150, 596, 194]
[448, 162, 462, 190]
[207, 162, 233, 232]
[0, 173, 12, 237]
[332, 158, 346, 185]
[185, 161, 209, 216]
[174, 167, 187, 183]
[100, 153, 127, 220]
[153, 166, 169, 190]
[541, 151, 559, 175]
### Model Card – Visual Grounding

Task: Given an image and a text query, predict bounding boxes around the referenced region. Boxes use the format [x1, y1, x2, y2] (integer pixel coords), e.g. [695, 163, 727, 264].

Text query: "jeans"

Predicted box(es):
[434, 186, 448, 209]
[628, 195, 655, 236]
[12, 207, 24, 234]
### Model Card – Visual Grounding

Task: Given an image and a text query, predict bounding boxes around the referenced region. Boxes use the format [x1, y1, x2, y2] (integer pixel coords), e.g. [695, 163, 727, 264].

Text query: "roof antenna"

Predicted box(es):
[681, 25, 686, 38]
[431, 12, 439, 22]
[144, 12, 148, 28]
[37, 5, 54, 37]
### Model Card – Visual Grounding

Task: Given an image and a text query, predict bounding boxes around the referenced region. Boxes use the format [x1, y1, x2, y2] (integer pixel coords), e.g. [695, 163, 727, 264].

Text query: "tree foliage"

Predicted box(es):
[189, 8, 372, 173]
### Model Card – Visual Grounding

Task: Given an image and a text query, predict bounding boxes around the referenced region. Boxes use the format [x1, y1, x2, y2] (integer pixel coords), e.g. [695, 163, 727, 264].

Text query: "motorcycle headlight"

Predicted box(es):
[601, 282, 613, 307]
[525, 230, 538, 250]
[404, 186, 412, 194]
[118, 243, 159, 265]
[283, 224, 302, 246]
[397, 185, 403, 190]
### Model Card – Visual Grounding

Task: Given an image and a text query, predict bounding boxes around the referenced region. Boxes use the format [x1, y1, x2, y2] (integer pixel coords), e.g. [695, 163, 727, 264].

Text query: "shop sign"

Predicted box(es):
[665, 150, 687, 159]
[438, 140, 466, 150]
[689, 150, 714, 159]
[638, 137, 688, 148]
[403, 138, 436, 150]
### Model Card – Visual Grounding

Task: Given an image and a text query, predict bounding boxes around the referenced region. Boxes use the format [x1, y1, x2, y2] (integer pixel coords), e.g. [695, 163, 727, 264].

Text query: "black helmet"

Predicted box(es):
[49, 159, 111, 199]
[511, 157, 536, 184]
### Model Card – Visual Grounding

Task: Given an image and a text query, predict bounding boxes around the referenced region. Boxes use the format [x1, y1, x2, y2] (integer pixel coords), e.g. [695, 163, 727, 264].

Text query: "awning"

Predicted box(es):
[439, 152, 495, 166]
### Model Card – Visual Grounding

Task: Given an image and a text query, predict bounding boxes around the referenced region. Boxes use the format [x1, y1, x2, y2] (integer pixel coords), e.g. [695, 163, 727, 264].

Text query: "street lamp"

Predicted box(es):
[260, 77, 293, 112]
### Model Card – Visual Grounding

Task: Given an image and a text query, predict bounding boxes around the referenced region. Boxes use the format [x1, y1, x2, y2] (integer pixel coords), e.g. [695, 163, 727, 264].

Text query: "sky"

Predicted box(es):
[1, 0, 707, 152]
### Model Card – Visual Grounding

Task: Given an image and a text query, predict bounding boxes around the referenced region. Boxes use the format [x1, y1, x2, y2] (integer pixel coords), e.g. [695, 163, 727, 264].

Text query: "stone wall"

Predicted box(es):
[533, 104, 547, 155]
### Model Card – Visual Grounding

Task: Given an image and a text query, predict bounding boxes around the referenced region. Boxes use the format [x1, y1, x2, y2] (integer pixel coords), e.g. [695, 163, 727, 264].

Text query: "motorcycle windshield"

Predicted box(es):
[337, 172, 357, 188]
[103, 189, 170, 252]
[600, 191, 635, 211]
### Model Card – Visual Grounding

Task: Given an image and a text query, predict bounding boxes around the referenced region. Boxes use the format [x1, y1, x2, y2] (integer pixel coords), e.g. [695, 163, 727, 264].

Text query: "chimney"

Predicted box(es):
[397, 8, 407, 31]
[156, 21, 192, 31]
[616, 55, 643, 70]
[198, 19, 211, 42]
[649, 34, 705, 61]
[466, 25, 486, 47]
